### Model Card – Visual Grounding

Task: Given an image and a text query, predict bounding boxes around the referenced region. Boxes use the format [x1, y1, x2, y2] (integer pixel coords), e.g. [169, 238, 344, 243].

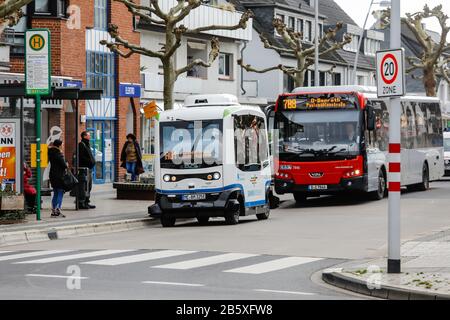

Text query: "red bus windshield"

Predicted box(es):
[275, 93, 362, 162]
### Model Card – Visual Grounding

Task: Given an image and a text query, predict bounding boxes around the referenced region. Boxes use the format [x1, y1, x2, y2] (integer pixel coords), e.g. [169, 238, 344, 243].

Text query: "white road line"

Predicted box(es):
[0, 250, 73, 262]
[254, 289, 315, 296]
[153, 253, 259, 270]
[82, 250, 197, 266]
[15, 250, 137, 264]
[0, 251, 13, 255]
[26, 274, 88, 280]
[142, 281, 204, 287]
[224, 257, 323, 274]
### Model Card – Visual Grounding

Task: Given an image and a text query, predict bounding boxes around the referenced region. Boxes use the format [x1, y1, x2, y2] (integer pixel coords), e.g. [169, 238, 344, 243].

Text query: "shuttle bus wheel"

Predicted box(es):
[161, 216, 176, 228]
[225, 198, 242, 225]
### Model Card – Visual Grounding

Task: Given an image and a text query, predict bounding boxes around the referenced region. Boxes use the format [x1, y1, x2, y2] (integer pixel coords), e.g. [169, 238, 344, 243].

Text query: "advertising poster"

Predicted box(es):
[0, 121, 20, 192]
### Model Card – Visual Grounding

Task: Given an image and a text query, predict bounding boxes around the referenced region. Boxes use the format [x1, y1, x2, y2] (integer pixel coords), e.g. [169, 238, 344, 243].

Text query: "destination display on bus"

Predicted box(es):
[279, 93, 359, 111]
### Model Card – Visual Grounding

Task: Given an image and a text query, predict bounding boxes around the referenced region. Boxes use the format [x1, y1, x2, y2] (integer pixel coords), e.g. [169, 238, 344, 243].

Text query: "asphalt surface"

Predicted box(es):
[2, 179, 450, 300]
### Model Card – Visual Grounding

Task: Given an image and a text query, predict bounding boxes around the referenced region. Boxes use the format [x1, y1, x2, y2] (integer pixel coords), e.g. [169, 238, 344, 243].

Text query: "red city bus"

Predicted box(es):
[267, 86, 444, 203]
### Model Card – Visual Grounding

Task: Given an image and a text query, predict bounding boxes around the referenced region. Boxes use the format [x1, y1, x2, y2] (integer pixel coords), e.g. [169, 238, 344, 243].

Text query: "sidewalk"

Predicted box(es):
[0, 184, 157, 247]
[323, 229, 450, 300]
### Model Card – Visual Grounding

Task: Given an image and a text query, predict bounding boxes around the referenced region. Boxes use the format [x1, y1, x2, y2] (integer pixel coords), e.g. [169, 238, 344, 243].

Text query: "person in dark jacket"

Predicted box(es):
[78, 131, 96, 209]
[120, 133, 144, 181]
[48, 139, 67, 218]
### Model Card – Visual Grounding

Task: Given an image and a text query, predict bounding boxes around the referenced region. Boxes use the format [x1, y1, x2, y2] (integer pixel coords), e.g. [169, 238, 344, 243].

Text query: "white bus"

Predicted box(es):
[149, 94, 274, 227]
[269, 86, 444, 202]
[444, 131, 450, 176]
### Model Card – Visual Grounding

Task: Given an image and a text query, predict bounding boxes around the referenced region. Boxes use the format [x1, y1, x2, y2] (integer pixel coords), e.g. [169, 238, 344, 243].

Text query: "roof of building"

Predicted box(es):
[232, 0, 376, 70]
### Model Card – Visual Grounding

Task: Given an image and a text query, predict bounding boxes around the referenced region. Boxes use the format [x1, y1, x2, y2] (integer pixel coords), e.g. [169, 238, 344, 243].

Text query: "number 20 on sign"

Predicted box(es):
[376, 49, 405, 98]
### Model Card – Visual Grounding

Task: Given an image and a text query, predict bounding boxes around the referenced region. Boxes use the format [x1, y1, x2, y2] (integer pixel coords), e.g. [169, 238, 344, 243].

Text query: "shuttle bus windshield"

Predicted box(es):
[160, 120, 222, 169]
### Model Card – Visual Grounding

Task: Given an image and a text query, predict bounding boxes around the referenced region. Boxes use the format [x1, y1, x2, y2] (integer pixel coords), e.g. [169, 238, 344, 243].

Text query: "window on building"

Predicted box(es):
[86, 51, 116, 98]
[95, 0, 108, 30]
[333, 73, 342, 86]
[275, 14, 285, 37]
[288, 17, 295, 31]
[35, 0, 49, 13]
[305, 21, 312, 42]
[32, 0, 66, 16]
[218, 53, 233, 79]
[357, 75, 365, 86]
[320, 72, 326, 86]
[297, 19, 304, 37]
[319, 23, 323, 39]
[344, 34, 360, 52]
[283, 73, 295, 92]
[187, 40, 208, 79]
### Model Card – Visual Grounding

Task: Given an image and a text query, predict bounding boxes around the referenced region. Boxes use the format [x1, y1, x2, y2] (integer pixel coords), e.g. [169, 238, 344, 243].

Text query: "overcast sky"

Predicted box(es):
[334, 0, 450, 34]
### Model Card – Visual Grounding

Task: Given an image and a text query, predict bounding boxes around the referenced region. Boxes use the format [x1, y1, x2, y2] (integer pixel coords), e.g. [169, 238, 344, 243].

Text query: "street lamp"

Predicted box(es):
[352, 0, 391, 85]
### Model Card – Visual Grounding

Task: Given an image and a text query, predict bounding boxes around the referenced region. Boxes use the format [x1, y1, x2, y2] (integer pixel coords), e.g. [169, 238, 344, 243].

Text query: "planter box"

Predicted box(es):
[0, 195, 25, 211]
[113, 183, 155, 201]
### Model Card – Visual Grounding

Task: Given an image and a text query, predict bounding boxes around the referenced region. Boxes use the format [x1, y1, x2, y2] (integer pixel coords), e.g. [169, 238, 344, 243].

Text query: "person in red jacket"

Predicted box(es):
[23, 162, 37, 213]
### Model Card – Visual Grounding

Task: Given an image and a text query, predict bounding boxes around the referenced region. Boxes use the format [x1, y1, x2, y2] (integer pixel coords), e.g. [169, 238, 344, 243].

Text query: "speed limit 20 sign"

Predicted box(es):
[376, 48, 405, 98]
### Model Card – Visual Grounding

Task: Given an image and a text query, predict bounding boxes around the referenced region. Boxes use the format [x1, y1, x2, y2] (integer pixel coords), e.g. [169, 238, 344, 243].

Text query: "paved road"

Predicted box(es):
[2, 179, 450, 299]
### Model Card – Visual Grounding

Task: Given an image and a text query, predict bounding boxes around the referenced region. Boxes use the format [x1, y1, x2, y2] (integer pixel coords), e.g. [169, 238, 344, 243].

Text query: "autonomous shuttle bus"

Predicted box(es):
[445, 131, 450, 176]
[268, 86, 444, 202]
[149, 94, 273, 227]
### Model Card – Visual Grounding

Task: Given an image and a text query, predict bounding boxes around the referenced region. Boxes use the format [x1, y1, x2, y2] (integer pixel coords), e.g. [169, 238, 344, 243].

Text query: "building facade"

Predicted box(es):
[0, 0, 141, 184]
[234, 0, 384, 103]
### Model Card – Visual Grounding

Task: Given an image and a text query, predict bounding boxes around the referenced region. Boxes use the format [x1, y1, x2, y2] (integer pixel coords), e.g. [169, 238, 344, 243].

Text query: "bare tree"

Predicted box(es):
[378, 5, 450, 97]
[100, 0, 253, 109]
[238, 18, 352, 88]
[0, 0, 33, 34]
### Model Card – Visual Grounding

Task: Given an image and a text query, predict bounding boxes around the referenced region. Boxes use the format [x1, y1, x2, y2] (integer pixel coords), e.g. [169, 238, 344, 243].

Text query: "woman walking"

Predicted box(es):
[48, 139, 67, 218]
[120, 133, 144, 181]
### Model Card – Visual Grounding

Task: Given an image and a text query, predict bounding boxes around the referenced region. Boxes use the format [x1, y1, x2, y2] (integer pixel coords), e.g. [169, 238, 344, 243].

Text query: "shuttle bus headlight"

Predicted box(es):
[213, 172, 221, 180]
[171, 176, 177, 182]
[163, 175, 171, 182]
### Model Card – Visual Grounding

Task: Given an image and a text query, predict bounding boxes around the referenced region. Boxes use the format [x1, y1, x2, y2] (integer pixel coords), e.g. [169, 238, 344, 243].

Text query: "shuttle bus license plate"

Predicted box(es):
[308, 185, 328, 191]
[182, 194, 206, 201]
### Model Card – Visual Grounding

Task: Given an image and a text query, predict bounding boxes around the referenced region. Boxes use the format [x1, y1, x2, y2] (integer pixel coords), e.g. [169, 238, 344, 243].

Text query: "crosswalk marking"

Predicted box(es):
[15, 250, 137, 264]
[254, 289, 315, 296]
[26, 274, 89, 280]
[82, 250, 197, 266]
[224, 257, 323, 274]
[0, 250, 73, 262]
[142, 281, 204, 287]
[153, 253, 259, 270]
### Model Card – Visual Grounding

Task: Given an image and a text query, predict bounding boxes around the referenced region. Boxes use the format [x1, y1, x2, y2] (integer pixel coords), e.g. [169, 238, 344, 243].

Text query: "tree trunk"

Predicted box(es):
[294, 56, 306, 88]
[162, 27, 177, 110]
[163, 58, 176, 110]
[423, 66, 437, 97]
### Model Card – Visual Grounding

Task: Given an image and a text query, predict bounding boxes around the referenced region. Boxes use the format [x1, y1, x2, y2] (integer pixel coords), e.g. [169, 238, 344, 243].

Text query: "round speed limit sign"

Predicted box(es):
[376, 49, 405, 98]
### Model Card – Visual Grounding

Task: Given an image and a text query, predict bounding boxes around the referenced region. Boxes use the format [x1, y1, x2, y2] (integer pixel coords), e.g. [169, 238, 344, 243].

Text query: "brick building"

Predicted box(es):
[0, 0, 141, 184]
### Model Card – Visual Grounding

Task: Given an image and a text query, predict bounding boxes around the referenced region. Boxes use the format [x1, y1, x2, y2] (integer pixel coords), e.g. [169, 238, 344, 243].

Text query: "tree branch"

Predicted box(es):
[100, 23, 164, 59]
[114, 0, 165, 25]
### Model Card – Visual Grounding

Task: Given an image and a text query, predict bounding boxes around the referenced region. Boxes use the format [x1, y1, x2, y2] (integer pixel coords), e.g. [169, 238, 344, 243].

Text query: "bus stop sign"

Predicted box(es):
[376, 49, 405, 98]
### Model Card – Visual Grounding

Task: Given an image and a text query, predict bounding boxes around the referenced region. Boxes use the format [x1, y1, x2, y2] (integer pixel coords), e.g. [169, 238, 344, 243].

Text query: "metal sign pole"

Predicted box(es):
[35, 95, 42, 221]
[388, 0, 401, 274]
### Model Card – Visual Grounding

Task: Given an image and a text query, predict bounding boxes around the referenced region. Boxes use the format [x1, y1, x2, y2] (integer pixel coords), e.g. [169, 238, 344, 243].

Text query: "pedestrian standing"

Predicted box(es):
[48, 139, 67, 218]
[78, 131, 96, 209]
[120, 133, 144, 181]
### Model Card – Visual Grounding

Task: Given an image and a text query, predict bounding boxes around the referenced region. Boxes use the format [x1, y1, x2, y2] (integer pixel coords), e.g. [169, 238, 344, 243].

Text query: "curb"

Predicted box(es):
[322, 271, 450, 300]
[0, 217, 159, 247]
